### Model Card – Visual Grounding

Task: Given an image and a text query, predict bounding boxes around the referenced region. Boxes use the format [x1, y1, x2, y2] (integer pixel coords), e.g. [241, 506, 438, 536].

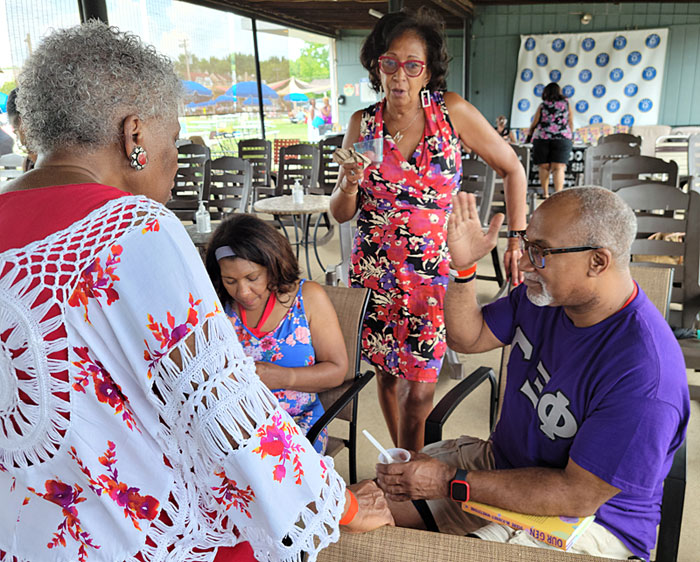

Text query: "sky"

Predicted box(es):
[0, 0, 329, 75]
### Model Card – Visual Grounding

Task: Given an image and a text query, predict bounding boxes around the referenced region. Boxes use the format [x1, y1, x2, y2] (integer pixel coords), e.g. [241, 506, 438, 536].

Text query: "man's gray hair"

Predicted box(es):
[16, 20, 181, 154]
[548, 186, 637, 266]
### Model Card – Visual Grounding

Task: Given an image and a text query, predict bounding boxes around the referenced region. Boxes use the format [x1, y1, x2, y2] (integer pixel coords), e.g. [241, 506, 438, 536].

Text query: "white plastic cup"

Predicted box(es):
[378, 447, 411, 464]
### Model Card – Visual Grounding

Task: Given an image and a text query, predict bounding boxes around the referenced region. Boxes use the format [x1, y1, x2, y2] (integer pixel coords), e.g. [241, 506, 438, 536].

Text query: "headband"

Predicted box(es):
[215, 246, 236, 261]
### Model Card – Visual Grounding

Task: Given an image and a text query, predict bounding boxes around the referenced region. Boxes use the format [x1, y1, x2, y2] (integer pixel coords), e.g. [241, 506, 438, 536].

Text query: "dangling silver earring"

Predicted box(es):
[129, 145, 148, 171]
[421, 88, 431, 108]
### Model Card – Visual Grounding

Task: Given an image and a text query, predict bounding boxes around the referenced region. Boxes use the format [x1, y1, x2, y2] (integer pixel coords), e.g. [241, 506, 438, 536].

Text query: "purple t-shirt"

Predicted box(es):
[483, 284, 689, 559]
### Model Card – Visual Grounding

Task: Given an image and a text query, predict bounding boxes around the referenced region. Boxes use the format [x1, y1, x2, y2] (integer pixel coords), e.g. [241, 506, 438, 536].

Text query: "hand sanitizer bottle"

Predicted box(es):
[196, 201, 211, 233]
[292, 178, 304, 204]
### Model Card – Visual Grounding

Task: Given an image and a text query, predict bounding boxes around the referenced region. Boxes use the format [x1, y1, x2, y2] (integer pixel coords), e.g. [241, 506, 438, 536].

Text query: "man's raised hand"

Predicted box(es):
[447, 192, 504, 269]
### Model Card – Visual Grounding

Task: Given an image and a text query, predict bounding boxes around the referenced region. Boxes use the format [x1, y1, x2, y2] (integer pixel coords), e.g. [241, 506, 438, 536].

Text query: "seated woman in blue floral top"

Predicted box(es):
[206, 214, 348, 453]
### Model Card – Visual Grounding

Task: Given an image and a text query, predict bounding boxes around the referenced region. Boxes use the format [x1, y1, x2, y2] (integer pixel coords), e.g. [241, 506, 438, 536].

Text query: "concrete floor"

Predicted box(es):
[297, 219, 700, 562]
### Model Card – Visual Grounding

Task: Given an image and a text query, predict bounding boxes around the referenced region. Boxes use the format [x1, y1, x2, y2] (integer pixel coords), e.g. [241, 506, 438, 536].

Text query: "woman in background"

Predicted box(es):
[527, 82, 573, 198]
[206, 214, 348, 454]
[494, 115, 516, 143]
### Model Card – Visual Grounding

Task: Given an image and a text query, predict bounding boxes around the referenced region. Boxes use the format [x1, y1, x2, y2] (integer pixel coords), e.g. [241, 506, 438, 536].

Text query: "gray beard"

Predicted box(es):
[524, 274, 555, 307]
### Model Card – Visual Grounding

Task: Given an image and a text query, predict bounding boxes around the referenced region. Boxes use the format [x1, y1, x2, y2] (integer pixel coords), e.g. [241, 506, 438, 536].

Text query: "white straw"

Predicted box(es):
[362, 429, 393, 462]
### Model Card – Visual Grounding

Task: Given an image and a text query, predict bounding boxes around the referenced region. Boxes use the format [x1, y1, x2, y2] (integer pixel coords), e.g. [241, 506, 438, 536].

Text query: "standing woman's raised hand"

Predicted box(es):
[447, 192, 504, 270]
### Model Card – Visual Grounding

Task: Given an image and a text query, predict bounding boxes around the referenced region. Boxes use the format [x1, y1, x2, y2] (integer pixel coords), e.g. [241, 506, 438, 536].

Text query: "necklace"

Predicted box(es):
[389, 108, 421, 144]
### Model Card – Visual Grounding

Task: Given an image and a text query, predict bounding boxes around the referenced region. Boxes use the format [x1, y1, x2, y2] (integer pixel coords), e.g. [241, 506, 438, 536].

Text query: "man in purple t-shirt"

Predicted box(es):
[376, 187, 689, 560]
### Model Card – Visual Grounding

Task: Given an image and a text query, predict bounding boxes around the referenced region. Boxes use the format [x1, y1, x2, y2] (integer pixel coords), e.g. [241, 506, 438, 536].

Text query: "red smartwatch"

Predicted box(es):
[449, 469, 470, 502]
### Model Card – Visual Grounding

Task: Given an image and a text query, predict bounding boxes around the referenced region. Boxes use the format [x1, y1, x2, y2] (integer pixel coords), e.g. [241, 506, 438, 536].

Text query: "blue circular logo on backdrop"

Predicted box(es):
[563, 85, 575, 98]
[590, 115, 603, 124]
[536, 53, 548, 66]
[534, 83, 545, 97]
[518, 99, 531, 111]
[596, 53, 610, 67]
[613, 36, 627, 50]
[607, 99, 621, 113]
[549, 69, 561, 82]
[565, 54, 578, 68]
[582, 37, 595, 52]
[643, 66, 657, 81]
[552, 38, 565, 52]
[525, 37, 536, 51]
[576, 100, 589, 113]
[621, 114, 635, 127]
[592, 84, 606, 98]
[628, 51, 642, 65]
[578, 69, 592, 83]
[610, 68, 624, 82]
[646, 33, 661, 48]
[624, 83, 639, 97]
[639, 98, 653, 112]
[521, 68, 533, 82]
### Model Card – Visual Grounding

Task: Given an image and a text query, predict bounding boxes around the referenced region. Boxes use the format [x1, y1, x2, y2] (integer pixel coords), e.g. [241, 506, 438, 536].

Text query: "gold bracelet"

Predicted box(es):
[339, 180, 358, 196]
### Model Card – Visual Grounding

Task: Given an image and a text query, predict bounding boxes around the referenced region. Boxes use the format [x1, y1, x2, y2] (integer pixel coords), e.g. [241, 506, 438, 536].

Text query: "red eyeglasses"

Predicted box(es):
[378, 56, 426, 77]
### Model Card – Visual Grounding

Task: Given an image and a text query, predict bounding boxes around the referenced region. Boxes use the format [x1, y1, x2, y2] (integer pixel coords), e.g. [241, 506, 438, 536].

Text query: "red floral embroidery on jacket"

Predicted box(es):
[68, 244, 123, 323]
[142, 293, 201, 379]
[72, 346, 139, 432]
[69, 442, 160, 531]
[27, 479, 99, 561]
[252, 411, 305, 484]
[212, 469, 255, 518]
[141, 218, 160, 234]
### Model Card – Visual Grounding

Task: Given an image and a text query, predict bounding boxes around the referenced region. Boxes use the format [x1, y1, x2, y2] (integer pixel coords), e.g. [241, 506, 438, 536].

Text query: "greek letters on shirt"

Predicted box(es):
[511, 326, 579, 441]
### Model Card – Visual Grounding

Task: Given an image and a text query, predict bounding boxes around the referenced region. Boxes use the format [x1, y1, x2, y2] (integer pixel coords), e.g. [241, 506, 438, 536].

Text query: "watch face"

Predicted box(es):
[451, 481, 468, 502]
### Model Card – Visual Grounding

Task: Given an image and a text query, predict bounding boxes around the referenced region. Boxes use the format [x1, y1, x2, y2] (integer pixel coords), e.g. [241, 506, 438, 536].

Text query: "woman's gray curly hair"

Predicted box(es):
[16, 20, 181, 153]
[549, 186, 637, 267]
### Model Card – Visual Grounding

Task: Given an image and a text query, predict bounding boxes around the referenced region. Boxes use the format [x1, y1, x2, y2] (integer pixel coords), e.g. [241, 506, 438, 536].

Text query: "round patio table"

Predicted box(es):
[253, 194, 331, 278]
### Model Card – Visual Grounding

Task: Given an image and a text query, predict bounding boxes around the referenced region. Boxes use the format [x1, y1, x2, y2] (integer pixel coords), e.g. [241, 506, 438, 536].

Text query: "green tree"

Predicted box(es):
[1, 80, 17, 95]
[290, 43, 329, 82]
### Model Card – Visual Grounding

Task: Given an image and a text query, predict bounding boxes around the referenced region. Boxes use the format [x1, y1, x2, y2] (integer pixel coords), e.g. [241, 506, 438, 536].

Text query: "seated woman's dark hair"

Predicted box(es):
[360, 7, 450, 93]
[205, 214, 301, 307]
[6, 89, 19, 129]
[542, 82, 565, 102]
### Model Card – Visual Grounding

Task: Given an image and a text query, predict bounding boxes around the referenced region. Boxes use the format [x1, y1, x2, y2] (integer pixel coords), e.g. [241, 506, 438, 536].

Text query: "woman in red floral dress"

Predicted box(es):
[330, 9, 527, 451]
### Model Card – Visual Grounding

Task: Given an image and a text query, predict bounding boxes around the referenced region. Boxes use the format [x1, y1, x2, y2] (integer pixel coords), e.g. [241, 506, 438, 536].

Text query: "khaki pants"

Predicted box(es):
[422, 436, 634, 559]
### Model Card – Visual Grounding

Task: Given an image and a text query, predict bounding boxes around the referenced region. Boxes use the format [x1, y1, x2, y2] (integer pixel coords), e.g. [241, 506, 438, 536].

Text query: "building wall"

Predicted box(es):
[335, 3, 700, 129]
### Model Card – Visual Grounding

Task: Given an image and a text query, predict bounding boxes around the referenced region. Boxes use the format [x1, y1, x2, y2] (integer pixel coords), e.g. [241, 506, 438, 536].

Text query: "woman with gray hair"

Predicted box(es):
[0, 21, 391, 562]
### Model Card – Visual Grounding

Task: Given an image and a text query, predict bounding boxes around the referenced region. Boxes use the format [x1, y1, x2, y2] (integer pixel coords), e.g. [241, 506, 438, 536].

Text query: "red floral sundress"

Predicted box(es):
[350, 91, 462, 383]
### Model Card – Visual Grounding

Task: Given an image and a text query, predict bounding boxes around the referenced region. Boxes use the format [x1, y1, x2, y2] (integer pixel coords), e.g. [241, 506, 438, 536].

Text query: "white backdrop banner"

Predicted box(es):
[510, 28, 668, 130]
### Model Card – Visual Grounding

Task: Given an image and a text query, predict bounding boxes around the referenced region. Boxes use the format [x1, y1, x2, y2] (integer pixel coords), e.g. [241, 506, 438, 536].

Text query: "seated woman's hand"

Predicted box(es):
[343, 479, 395, 533]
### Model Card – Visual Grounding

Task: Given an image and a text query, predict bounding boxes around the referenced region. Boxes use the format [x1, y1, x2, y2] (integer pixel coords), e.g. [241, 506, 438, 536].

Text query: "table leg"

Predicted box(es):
[301, 214, 312, 278]
[312, 213, 326, 273]
[291, 215, 302, 262]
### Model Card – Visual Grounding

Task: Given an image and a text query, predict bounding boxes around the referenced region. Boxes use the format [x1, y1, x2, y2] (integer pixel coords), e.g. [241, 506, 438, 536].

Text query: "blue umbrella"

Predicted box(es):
[0, 92, 7, 113]
[213, 93, 236, 104]
[243, 97, 272, 106]
[193, 99, 216, 107]
[284, 92, 309, 103]
[180, 80, 212, 99]
[226, 81, 278, 99]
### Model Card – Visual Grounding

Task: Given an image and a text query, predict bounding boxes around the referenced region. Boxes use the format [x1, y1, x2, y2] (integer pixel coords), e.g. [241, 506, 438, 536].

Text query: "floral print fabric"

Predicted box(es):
[532, 99, 573, 140]
[228, 280, 327, 453]
[0, 186, 345, 562]
[350, 92, 461, 383]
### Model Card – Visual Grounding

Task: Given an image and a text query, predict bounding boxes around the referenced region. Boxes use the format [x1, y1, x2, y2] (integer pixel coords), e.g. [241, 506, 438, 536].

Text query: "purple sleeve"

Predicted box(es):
[482, 285, 525, 345]
[570, 376, 683, 495]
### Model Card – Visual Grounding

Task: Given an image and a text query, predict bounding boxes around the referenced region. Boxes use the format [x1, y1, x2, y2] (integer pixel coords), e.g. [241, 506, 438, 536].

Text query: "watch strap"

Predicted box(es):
[506, 229, 526, 238]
